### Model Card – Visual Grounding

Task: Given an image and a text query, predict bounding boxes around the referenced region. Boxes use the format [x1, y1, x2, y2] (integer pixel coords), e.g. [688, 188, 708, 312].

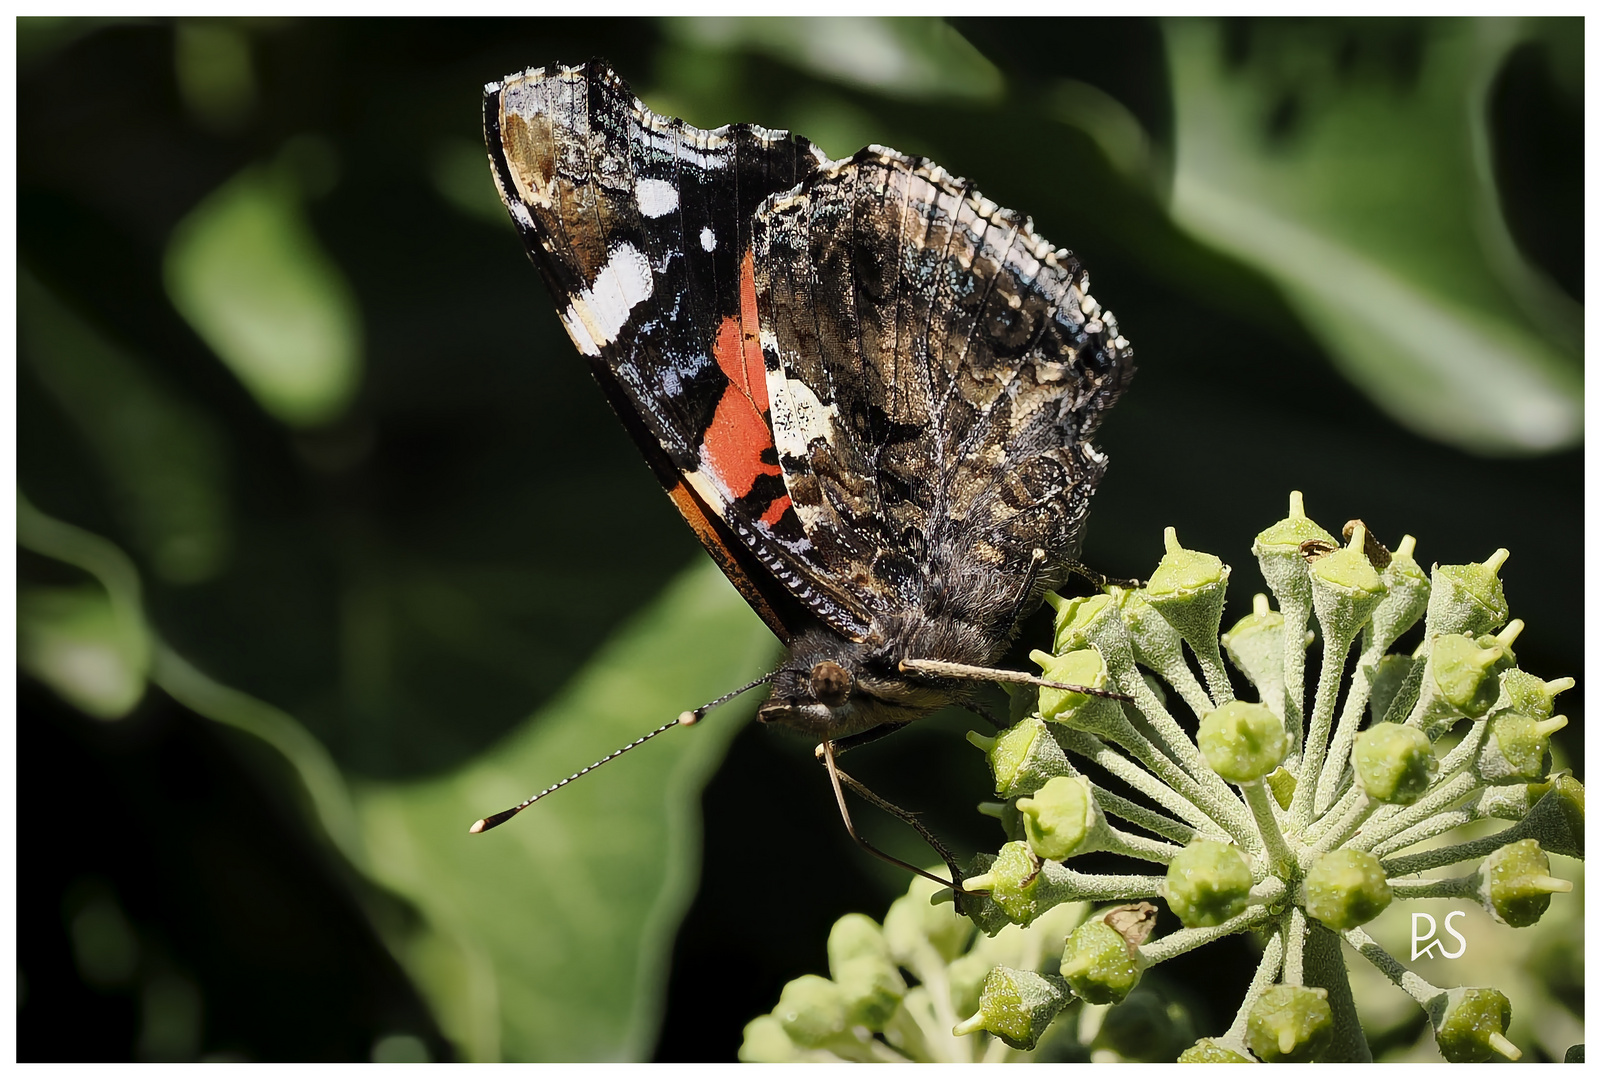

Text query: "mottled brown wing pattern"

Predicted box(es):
[752, 148, 1134, 628]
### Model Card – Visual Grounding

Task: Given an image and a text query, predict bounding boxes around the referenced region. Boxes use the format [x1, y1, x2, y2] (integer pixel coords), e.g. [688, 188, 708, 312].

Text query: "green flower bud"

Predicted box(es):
[955, 853, 1016, 938]
[1426, 632, 1514, 721]
[962, 841, 1073, 927]
[1145, 527, 1231, 649]
[739, 1014, 802, 1062]
[1477, 839, 1572, 927]
[1018, 775, 1098, 861]
[1428, 987, 1519, 1062]
[1368, 653, 1416, 727]
[1368, 535, 1431, 649]
[1245, 984, 1334, 1062]
[951, 966, 1072, 1051]
[1308, 522, 1388, 647]
[883, 875, 972, 966]
[1060, 917, 1143, 1005]
[828, 912, 891, 971]
[1113, 586, 1189, 674]
[826, 914, 905, 1029]
[775, 974, 849, 1047]
[1094, 984, 1197, 1063]
[1163, 841, 1253, 928]
[1352, 722, 1436, 804]
[1178, 1038, 1253, 1063]
[967, 715, 1070, 799]
[1425, 549, 1510, 639]
[1252, 491, 1337, 607]
[944, 952, 992, 1021]
[1302, 850, 1392, 930]
[1031, 647, 1123, 734]
[1198, 700, 1287, 783]
[1265, 766, 1297, 810]
[1496, 668, 1573, 720]
[1479, 711, 1567, 783]
[1220, 594, 1288, 706]
[835, 959, 905, 1030]
[1046, 591, 1116, 655]
[1526, 773, 1585, 854]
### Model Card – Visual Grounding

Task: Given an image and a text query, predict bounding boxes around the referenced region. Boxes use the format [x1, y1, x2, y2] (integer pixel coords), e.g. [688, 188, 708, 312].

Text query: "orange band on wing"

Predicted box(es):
[704, 250, 782, 502]
[738, 249, 768, 413]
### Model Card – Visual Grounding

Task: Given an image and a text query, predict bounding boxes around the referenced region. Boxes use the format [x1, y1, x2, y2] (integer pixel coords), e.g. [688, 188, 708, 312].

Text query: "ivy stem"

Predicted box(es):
[1388, 875, 1477, 901]
[1100, 823, 1184, 865]
[1096, 623, 1246, 812]
[1314, 638, 1385, 815]
[1341, 927, 1443, 1008]
[1304, 785, 1364, 844]
[1310, 792, 1379, 853]
[1190, 636, 1236, 709]
[1100, 714, 1257, 845]
[1056, 729, 1233, 841]
[1089, 784, 1196, 845]
[1139, 902, 1276, 966]
[904, 938, 968, 1063]
[1381, 813, 1551, 877]
[1282, 907, 1308, 985]
[1147, 651, 1215, 720]
[1223, 926, 1286, 1049]
[1369, 808, 1475, 861]
[1357, 772, 1483, 853]
[1277, 594, 1311, 760]
[1292, 629, 1358, 829]
[1241, 781, 1299, 877]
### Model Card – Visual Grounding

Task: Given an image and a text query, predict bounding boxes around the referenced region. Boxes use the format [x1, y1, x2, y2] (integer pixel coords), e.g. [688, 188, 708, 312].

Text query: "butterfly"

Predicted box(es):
[477, 60, 1134, 889]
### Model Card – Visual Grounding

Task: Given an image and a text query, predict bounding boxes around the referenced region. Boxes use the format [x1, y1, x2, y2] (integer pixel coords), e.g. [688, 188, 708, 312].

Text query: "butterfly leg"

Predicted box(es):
[829, 722, 911, 757]
[1063, 558, 1144, 591]
[816, 741, 971, 904]
[958, 698, 1005, 731]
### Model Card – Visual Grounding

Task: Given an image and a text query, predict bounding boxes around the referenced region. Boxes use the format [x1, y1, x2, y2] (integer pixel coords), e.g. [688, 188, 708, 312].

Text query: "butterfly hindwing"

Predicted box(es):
[752, 148, 1135, 636]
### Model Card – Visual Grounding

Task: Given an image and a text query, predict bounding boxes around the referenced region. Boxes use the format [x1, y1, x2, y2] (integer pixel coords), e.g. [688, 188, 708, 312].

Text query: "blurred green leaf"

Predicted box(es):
[664, 16, 1003, 103]
[20, 489, 776, 1061]
[164, 163, 363, 428]
[173, 21, 257, 132]
[431, 138, 516, 227]
[1164, 19, 1581, 456]
[19, 271, 232, 584]
[353, 561, 775, 1061]
[18, 585, 149, 721]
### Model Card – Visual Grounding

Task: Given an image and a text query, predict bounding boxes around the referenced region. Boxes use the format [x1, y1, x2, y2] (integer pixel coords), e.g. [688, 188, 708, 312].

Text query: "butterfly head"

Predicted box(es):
[757, 626, 954, 740]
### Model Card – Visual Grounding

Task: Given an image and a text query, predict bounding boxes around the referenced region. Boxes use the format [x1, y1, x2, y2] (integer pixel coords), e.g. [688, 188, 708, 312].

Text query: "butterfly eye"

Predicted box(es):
[809, 660, 853, 707]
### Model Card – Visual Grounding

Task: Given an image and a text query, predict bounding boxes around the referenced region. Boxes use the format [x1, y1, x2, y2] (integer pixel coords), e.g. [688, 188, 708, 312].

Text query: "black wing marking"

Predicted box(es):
[485, 61, 879, 642]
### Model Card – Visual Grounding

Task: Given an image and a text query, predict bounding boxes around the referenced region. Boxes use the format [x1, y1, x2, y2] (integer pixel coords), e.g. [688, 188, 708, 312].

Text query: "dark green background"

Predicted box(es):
[17, 17, 1582, 1062]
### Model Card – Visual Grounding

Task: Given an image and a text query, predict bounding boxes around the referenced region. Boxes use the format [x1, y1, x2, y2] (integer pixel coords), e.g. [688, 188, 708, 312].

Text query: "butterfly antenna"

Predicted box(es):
[468, 671, 774, 834]
[897, 657, 1133, 702]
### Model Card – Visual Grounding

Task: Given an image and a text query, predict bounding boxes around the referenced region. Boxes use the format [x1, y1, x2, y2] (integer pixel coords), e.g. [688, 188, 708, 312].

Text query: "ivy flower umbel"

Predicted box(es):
[742, 495, 1582, 1062]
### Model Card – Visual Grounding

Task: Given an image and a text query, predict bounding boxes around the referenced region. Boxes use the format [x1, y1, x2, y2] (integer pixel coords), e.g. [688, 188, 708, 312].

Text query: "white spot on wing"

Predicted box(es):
[636, 178, 679, 218]
[700, 226, 716, 252]
[560, 243, 654, 357]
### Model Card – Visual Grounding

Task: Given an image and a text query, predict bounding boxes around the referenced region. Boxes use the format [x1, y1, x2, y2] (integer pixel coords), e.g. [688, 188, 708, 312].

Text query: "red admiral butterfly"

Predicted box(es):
[475, 61, 1134, 888]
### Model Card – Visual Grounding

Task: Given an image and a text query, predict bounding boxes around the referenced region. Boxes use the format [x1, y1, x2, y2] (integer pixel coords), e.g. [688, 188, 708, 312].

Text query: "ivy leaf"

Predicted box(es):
[353, 561, 776, 1061]
[1164, 19, 1581, 456]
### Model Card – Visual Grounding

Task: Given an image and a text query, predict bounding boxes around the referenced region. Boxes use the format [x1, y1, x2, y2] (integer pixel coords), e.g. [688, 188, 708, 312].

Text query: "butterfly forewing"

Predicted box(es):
[486, 63, 847, 642]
